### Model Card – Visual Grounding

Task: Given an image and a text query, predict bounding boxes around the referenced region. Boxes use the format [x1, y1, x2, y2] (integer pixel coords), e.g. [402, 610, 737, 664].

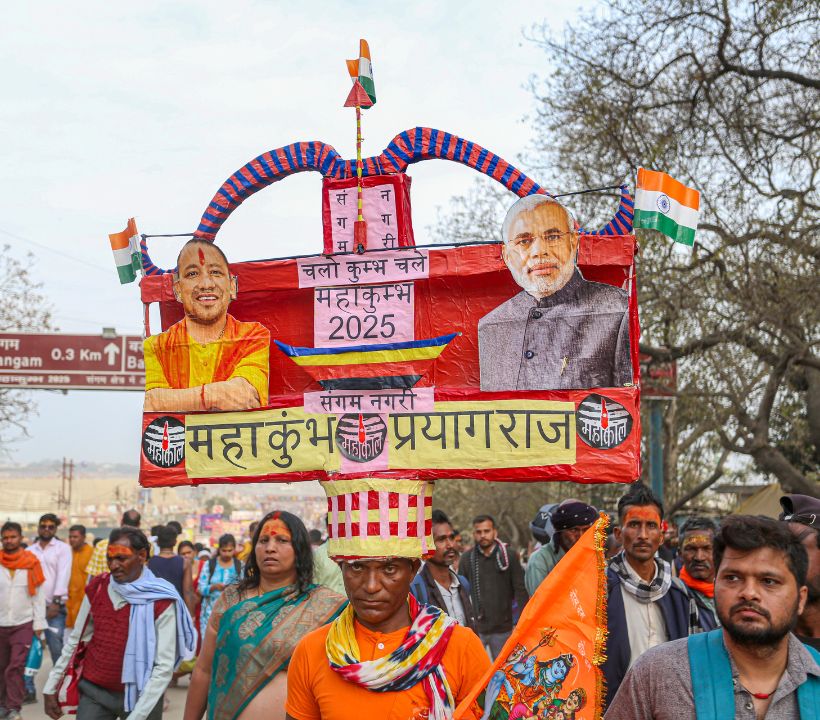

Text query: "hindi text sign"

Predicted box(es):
[0, 332, 145, 391]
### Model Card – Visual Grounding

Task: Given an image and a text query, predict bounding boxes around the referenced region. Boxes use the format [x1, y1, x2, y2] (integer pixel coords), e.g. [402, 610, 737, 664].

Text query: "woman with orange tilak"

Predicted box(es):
[183, 511, 346, 720]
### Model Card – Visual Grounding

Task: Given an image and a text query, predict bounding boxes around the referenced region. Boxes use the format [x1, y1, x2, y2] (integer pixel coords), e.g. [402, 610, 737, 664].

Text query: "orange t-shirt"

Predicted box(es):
[286, 620, 490, 720]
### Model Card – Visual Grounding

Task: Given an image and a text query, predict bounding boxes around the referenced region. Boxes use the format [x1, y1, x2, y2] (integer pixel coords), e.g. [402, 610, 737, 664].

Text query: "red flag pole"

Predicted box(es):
[354, 102, 366, 253]
[344, 79, 373, 253]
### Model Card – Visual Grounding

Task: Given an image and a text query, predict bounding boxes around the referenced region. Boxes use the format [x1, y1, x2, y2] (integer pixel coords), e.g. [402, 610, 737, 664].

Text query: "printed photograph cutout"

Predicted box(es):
[143, 240, 271, 413]
[479, 196, 632, 391]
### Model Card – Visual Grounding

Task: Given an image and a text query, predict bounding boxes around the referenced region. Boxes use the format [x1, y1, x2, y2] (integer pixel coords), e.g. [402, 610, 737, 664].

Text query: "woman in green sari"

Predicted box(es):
[183, 511, 346, 720]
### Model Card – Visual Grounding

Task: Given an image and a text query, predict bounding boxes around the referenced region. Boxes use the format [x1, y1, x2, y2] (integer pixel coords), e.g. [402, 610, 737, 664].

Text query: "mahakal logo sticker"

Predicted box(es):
[576, 394, 633, 449]
[335, 413, 387, 462]
[142, 416, 185, 468]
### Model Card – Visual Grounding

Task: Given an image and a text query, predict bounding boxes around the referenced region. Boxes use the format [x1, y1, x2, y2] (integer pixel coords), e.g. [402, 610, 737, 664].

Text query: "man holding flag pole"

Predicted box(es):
[454, 513, 610, 720]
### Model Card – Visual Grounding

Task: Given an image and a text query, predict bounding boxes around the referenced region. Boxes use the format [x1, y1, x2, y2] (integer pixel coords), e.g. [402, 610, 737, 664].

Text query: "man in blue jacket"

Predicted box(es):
[603, 483, 692, 708]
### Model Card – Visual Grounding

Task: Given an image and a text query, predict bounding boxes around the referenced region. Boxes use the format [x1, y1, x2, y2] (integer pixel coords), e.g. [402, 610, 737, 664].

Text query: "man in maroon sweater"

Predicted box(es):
[42, 527, 193, 720]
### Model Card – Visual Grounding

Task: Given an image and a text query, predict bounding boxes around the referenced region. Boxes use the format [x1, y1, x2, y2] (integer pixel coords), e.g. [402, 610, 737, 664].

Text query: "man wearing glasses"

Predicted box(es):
[24, 514, 71, 704]
[478, 196, 632, 391]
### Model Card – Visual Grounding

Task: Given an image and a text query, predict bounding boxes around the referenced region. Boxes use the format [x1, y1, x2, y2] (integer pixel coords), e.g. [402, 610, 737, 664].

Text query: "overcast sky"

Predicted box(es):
[2, 0, 591, 465]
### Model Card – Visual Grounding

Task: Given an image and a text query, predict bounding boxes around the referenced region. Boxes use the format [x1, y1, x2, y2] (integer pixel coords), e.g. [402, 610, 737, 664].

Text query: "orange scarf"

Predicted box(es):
[1, 550, 46, 596]
[679, 567, 714, 598]
[153, 314, 269, 389]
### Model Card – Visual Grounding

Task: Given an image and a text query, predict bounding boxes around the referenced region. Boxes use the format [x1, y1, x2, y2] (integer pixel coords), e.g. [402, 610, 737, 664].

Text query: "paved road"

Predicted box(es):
[22, 658, 188, 720]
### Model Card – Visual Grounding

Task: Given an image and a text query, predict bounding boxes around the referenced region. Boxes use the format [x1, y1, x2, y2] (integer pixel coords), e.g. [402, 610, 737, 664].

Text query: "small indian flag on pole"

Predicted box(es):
[346, 39, 376, 105]
[633, 168, 700, 246]
[108, 218, 141, 284]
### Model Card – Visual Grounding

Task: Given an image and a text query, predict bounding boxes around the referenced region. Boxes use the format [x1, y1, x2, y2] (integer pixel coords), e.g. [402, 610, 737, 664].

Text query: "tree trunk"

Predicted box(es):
[805, 366, 820, 462]
[750, 445, 820, 496]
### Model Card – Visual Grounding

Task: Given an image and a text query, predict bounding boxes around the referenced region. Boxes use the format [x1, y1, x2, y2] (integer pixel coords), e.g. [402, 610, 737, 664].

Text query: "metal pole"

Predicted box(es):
[649, 400, 664, 502]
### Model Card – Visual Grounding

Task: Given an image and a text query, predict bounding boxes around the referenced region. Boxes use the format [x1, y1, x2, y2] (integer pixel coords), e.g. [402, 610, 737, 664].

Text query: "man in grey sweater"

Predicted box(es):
[605, 515, 819, 720]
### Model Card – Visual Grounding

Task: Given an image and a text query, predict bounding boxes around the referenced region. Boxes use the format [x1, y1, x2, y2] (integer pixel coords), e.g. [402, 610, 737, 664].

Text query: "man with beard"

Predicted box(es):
[410, 510, 477, 631]
[605, 515, 820, 720]
[780, 493, 820, 651]
[678, 516, 719, 631]
[458, 515, 528, 659]
[478, 195, 632, 391]
[143, 239, 270, 412]
[0, 522, 46, 720]
[524, 500, 598, 595]
[25, 513, 72, 704]
[602, 484, 691, 708]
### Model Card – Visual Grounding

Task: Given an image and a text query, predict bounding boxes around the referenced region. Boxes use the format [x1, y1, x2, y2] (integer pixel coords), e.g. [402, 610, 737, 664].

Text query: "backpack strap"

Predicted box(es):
[687, 630, 734, 720]
[797, 644, 820, 720]
[457, 573, 471, 595]
[233, 558, 241, 576]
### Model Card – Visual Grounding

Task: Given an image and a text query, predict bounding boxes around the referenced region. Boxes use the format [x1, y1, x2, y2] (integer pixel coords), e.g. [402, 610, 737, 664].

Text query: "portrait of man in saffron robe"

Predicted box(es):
[478, 196, 632, 391]
[143, 239, 270, 412]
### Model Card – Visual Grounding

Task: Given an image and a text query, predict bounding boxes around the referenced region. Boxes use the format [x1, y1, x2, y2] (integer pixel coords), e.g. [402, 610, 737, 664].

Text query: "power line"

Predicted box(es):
[0, 227, 113, 273]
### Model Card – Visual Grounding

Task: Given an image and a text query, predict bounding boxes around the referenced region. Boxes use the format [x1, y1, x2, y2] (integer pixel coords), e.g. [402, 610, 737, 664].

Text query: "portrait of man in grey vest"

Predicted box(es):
[478, 195, 632, 391]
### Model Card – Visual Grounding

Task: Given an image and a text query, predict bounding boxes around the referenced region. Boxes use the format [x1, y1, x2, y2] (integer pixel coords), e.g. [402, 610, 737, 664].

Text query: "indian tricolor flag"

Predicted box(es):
[346, 39, 376, 105]
[634, 168, 700, 246]
[108, 218, 141, 284]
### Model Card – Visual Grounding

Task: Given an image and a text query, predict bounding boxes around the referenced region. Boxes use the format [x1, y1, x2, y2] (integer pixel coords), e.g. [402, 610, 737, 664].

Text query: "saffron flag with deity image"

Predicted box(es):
[455, 514, 609, 720]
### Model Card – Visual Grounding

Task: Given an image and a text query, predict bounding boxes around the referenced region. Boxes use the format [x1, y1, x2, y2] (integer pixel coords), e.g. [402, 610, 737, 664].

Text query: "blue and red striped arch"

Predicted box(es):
[140, 127, 633, 275]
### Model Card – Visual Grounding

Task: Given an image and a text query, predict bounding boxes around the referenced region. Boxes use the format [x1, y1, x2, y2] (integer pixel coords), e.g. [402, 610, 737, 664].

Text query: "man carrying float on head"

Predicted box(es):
[285, 480, 491, 720]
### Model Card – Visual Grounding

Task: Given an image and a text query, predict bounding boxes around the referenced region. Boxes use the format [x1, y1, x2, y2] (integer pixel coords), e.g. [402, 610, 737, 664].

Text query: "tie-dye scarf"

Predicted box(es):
[326, 594, 457, 719]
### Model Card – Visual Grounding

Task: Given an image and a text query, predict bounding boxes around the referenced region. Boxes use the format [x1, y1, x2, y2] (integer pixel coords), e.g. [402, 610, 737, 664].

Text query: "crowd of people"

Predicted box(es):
[0, 486, 817, 719]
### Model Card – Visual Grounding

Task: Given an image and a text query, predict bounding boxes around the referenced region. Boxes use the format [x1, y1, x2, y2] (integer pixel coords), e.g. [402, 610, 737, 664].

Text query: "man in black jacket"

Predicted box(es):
[458, 514, 528, 659]
[410, 510, 476, 631]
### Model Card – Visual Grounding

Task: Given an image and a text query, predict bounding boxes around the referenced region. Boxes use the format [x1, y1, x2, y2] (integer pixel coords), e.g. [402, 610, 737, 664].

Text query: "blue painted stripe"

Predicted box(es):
[454, 137, 464, 161]
[282, 144, 296, 169]
[382, 147, 403, 171]
[202, 211, 221, 224]
[475, 147, 488, 170]
[399, 130, 414, 158]
[525, 185, 542, 196]
[217, 188, 237, 206]
[225, 177, 245, 197]
[320, 148, 337, 175]
[244, 163, 263, 183]
[499, 164, 514, 185]
[305, 143, 316, 168]
[294, 143, 306, 168]
[270, 152, 284, 173]
[428, 129, 439, 155]
[413, 128, 422, 156]
[486, 154, 499, 175]
[441, 132, 453, 156]
[209, 200, 229, 213]
[257, 154, 274, 178]
[389, 139, 412, 163]
[274, 332, 459, 357]
[622, 195, 635, 209]
[511, 173, 526, 193]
